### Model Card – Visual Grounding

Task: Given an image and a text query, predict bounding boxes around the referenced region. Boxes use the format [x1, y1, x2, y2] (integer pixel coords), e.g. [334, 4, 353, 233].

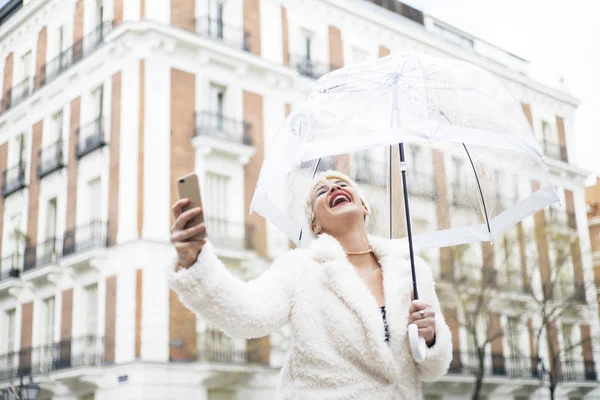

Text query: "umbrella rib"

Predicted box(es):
[298, 157, 323, 244]
[462, 143, 492, 237]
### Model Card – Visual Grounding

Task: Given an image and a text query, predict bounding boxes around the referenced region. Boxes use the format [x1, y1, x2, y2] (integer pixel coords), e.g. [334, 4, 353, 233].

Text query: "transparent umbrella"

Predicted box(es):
[250, 51, 559, 360]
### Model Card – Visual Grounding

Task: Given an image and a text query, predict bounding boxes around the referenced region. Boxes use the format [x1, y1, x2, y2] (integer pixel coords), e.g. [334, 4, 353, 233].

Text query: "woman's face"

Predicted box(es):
[311, 178, 368, 234]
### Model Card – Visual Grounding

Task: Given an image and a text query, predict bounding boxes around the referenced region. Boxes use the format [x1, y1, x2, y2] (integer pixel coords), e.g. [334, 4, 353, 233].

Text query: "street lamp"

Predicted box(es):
[3, 376, 40, 400]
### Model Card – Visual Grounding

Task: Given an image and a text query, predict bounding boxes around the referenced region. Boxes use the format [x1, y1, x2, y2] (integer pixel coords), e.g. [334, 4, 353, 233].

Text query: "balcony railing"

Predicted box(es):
[542, 140, 568, 162]
[0, 254, 22, 281]
[194, 16, 250, 51]
[288, 53, 338, 80]
[0, 336, 104, 382]
[542, 280, 587, 303]
[546, 207, 577, 230]
[62, 220, 108, 257]
[1, 162, 26, 197]
[76, 117, 107, 158]
[451, 181, 482, 209]
[37, 139, 65, 178]
[407, 171, 435, 200]
[563, 360, 598, 382]
[206, 217, 254, 250]
[194, 111, 252, 145]
[23, 237, 60, 272]
[40, 22, 112, 87]
[196, 331, 265, 365]
[5, 76, 33, 110]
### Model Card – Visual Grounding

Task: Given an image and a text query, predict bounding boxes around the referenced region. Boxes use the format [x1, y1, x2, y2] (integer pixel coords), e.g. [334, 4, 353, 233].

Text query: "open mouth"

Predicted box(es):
[329, 191, 351, 208]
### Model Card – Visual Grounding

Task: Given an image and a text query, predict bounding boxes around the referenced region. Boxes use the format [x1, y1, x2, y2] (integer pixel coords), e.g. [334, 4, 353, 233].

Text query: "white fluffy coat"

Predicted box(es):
[168, 234, 453, 399]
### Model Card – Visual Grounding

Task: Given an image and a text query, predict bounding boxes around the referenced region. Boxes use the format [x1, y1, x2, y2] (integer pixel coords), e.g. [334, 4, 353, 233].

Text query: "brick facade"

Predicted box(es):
[113, 0, 123, 26]
[328, 25, 344, 69]
[243, 91, 267, 257]
[135, 269, 143, 358]
[108, 72, 121, 246]
[281, 6, 289, 66]
[171, 0, 195, 32]
[26, 122, 43, 260]
[379, 45, 390, 58]
[35, 27, 47, 90]
[169, 68, 197, 361]
[244, 0, 262, 55]
[19, 302, 33, 373]
[73, 0, 84, 61]
[105, 275, 117, 363]
[432, 150, 452, 280]
[60, 289, 74, 362]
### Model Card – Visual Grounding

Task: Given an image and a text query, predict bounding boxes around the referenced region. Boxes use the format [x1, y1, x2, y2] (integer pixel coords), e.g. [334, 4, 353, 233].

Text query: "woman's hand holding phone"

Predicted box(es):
[171, 198, 207, 270]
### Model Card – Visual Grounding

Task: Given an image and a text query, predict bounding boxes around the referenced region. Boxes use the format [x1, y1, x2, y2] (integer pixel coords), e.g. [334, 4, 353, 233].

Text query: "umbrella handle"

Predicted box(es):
[408, 323, 427, 362]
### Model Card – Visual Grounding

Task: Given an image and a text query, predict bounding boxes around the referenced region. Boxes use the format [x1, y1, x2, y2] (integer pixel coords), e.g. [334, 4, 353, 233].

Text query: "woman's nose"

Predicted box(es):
[329, 184, 340, 192]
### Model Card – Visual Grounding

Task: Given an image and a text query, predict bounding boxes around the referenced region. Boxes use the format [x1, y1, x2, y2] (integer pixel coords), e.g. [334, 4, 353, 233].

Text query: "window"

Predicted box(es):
[92, 85, 104, 119]
[57, 25, 68, 55]
[452, 157, 464, 189]
[45, 197, 58, 239]
[562, 323, 574, 361]
[541, 120, 552, 143]
[88, 178, 102, 222]
[20, 51, 32, 81]
[42, 297, 55, 345]
[205, 173, 230, 236]
[302, 32, 313, 60]
[85, 284, 98, 335]
[507, 317, 521, 357]
[350, 47, 368, 65]
[52, 111, 64, 141]
[5, 309, 16, 353]
[210, 85, 226, 130]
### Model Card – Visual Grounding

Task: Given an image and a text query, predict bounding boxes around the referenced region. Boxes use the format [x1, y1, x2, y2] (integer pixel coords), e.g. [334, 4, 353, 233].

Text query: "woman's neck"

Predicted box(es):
[334, 229, 379, 270]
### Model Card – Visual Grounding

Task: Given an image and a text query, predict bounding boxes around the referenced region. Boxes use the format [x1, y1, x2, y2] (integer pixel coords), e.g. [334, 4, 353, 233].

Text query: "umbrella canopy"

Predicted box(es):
[251, 51, 559, 249]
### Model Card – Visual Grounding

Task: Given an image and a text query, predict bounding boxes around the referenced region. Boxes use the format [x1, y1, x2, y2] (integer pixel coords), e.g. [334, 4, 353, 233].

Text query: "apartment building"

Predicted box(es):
[0, 0, 596, 398]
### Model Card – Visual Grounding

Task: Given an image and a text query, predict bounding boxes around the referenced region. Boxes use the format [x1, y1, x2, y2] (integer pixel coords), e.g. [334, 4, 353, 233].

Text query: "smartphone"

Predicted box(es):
[176, 172, 207, 241]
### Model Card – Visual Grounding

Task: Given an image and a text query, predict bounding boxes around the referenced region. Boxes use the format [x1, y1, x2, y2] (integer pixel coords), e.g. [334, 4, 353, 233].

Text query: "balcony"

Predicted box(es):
[546, 207, 577, 231]
[407, 171, 435, 200]
[194, 16, 250, 52]
[196, 330, 266, 365]
[0, 253, 21, 282]
[542, 140, 568, 162]
[1, 162, 27, 197]
[23, 238, 60, 274]
[76, 117, 107, 159]
[40, 22, 112, 87]
[195, 111, 252, 146]
[447, 352, 596, 382]
[543, 280, 587, 304]
[37, 139, 65, 178]
[0, 336, 104, 382]
[451, 181, 481, 209]
[62, 220, 108, 259]
[288, 53, 338, 80]
[206, 217, 255, 250]
[4, 76, 33, 111]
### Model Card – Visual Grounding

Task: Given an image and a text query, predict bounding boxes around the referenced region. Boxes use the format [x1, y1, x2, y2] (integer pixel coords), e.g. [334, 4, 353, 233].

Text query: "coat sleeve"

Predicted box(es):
[167, 241, 300, 339]
[414, 257, 453, 382]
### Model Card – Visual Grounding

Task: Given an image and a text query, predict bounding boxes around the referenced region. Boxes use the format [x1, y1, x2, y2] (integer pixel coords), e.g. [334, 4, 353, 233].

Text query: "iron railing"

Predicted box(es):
[288, 53, 338, 80]
[40, 22, 112, 87]
[37, 139, 65, 178]
[194, 111, 252, 145]
[196, 331, 264, 365]
[546, 207, 577, 230]
[542, 140, 568, 162]
[0, 254, 22, 281]
[448, 352, 597, 382]
[542, 280, 587, 303]
[76, 117, 107, 158]
[194, 16, 250, 51]
[23, 238, 60, 272]
[1, 162, 27, 197]
[62, 220, 108, 257]
[0, 336, 104, 382]
[5, 76, 33, 110]
[205, 217, 254, 250]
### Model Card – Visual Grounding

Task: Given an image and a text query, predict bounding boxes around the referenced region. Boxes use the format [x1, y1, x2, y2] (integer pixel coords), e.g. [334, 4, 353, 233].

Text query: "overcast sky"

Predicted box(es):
[402, 0, 600, 183]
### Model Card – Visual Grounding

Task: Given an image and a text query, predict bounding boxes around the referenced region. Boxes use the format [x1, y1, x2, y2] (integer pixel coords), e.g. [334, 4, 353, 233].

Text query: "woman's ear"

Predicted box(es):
[312, 224, 322, 235]
[363, 205, 370, 217]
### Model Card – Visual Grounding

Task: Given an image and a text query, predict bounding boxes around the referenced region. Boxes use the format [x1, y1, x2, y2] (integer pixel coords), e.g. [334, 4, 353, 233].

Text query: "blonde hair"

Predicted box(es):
[305, 170, 371, 228]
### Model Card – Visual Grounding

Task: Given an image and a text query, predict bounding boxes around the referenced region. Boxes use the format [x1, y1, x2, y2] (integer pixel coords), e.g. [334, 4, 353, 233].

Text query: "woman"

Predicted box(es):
[168, 170, 452, 399]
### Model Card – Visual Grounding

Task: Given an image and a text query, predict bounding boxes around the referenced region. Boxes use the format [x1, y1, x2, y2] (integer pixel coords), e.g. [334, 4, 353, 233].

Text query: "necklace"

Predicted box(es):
[345, 248, 373, 256]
